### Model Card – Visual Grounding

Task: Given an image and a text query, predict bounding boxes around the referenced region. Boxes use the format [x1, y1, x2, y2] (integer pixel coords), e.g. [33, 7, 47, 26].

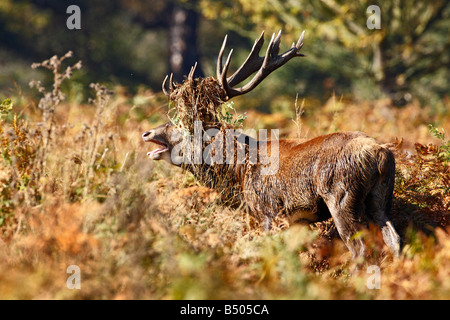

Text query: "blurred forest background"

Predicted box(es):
[1, 0, 449, 111]
[0, 0, 450, 300]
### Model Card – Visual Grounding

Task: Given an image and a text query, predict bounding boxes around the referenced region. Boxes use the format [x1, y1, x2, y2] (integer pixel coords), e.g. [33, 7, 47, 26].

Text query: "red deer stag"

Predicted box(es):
[142, 31, 401, 259]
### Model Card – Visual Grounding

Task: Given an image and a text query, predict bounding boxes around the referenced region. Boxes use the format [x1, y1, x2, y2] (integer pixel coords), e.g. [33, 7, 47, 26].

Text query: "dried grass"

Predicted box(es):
[0, 53, 450, 300]
[167, 76, 228, 132]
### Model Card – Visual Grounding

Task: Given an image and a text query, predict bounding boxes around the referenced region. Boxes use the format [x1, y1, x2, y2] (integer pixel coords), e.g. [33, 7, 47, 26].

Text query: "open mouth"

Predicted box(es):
[146, 140, 168, 158]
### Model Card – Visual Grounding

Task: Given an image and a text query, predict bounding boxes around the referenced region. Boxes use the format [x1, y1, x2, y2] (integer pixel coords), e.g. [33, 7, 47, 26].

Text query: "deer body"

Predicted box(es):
[143, 30, 401, 259]
[243, 132, 400, 258]
[143, 125, 400, 258]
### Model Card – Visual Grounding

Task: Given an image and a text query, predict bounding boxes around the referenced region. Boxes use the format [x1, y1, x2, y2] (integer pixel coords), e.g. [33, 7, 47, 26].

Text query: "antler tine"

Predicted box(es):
[284, 31, 305, 58]
[162, 75, 170, 97]
[218, 30, 306, 100]
[188, 62, 198, 81]
[162, 73, 175, 97]
[216, 35, 228, 81]
[295, 31, 305, 56]
[227, 31, 265, 87]
[218, 49, 234, 91]
[227, 32, 276, 96]
[271, 30, 282, 56]
[216, 34, 235, 94]
[263, 32, 277, 67]
[231, 32, 276, 94]
[169, 73, 174, 90]
[298, 30, 305, 48]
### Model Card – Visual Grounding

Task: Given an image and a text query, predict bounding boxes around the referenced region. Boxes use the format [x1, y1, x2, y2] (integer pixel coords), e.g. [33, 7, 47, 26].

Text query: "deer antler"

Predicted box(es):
[216, 30, 305, 100]
[162, 62, 199, 97]
[162, 73, 174, 97]
[188, 62, 198, 81]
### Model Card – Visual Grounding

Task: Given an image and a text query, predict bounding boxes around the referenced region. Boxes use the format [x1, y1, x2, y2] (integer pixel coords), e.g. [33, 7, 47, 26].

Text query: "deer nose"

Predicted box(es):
[142, 130, 152, 141]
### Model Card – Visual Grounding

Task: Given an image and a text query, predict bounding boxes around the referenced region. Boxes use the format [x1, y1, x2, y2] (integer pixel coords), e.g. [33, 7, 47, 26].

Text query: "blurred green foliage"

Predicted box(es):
[0, 0, 448, 110]
[200, 0, 450, 107]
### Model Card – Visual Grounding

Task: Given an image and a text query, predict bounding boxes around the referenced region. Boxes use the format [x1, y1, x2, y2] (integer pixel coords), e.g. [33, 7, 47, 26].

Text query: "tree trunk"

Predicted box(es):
[374, 38, 411, 106]
[169, 2, 203, 82]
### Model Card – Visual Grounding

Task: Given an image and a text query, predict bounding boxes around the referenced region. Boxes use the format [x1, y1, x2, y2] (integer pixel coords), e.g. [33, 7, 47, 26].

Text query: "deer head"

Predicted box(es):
[142, 122, 184, 164]
[143, 30, 305, 165]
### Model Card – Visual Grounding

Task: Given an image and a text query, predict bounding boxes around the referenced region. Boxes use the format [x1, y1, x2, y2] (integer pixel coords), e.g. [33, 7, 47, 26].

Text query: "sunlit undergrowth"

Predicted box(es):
[0, 52, 119, 240]
[0, 53, 449, 299]
[393, 126, 449, 236]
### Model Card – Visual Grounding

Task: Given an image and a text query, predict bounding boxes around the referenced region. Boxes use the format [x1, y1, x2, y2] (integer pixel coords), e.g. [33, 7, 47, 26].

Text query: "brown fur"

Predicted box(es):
[143, 126, 401, 259]
[143, 31, 401, 259]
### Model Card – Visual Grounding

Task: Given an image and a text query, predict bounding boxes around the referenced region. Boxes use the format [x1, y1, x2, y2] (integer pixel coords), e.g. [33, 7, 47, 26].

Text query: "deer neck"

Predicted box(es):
[180, 132, 251, 203]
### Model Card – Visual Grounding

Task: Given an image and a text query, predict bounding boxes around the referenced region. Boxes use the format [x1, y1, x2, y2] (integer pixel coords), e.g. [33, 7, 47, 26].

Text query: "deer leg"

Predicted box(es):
[263, 216, 273, 231]
[365, 190, 401, 257]
[323, 192, 366, 259]
[381, 221, 401, 257]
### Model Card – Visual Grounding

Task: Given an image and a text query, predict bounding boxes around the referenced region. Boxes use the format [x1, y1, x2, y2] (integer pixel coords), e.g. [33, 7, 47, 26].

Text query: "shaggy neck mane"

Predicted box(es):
[168, 76, 252, 205]
[183, 161, 248, 205]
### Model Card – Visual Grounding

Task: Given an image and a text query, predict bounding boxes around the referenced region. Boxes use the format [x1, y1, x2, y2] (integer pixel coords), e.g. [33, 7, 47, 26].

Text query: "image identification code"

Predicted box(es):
[180, 304, 269, 317]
